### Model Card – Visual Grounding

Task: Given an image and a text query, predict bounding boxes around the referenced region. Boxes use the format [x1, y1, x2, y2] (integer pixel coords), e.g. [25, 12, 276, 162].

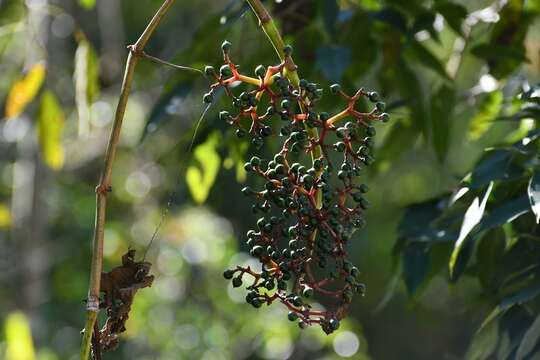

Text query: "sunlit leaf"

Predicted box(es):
[37, 90, 65, 170]
[5, 62, 46, 119]
[435, 1, 467, 37]
[473, 0, 532, 79]
[79, 0, 96, 10]
[468, 91, 503, 140]
[5, 311, 35, 360]
[74, 33, 100, 136]
[449, 182, 493, 279]
[186, 131, 221, 203]
[516, 314, 540, 360]
[0, 203, 12, 228]
[528, 171, 540, 223]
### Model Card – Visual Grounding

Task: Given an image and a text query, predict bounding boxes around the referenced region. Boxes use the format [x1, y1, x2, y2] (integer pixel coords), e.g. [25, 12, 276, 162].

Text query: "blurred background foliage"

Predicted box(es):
[0, 0, 539, 359]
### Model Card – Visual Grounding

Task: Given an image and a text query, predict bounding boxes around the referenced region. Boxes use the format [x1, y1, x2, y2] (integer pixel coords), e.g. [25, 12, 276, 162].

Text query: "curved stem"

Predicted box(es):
[80, 1, 176, 359]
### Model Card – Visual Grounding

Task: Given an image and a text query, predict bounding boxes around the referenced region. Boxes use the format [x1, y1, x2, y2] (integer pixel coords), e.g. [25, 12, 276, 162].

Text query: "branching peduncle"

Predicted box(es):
[245, 0, 323, 209]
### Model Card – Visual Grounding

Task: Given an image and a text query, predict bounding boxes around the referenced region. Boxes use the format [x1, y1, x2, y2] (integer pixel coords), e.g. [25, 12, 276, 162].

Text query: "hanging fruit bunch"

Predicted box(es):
[205, 41, 389, 334]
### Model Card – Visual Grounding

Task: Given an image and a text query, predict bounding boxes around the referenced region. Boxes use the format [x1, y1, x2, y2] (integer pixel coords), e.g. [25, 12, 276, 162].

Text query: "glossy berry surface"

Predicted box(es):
[206, 41, 389, 334]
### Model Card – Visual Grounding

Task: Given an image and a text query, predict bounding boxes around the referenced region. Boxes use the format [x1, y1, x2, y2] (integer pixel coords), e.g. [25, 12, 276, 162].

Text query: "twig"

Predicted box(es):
[80, 1, 177, 359]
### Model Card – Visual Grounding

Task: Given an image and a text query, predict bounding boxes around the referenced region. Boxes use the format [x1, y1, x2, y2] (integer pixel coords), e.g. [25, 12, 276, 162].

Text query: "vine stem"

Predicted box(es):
[245, 0, 323, 209]
[80, 1, 176, 359]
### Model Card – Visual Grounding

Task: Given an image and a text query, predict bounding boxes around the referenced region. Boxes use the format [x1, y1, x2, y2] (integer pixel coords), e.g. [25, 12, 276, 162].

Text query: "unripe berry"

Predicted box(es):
[330, 83, 341, 94]
[368, 91, 380, 102]
[220, 64, 232, 77]
[329, 318, 340, 330]
[255, 64, 266, 77]
[223, 269, 234, 279]
[203, 92, 213, 103]
[283, 44, 293, 56]
[380, 112, 390, 122]
[232, 276, 243, 288]
[288, 311, 298, 321]
[204, 65, 216, 76]
[221, 40, 232, 53]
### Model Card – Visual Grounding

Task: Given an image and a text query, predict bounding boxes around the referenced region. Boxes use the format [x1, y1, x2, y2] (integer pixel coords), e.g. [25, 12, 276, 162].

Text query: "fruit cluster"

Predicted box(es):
[205, 41, 389, 334]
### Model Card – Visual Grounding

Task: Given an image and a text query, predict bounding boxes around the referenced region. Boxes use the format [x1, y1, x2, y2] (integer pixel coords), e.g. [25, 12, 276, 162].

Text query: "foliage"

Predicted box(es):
[394, 87, 540, 358]
[0, 0, 539, 359]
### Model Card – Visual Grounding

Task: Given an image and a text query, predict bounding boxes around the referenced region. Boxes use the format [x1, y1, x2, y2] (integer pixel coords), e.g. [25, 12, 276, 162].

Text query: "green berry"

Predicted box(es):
[221, 40, 232, 53]
[368, 91, 380, 102]
[380, 112, 390, 122]
[220, 64, 232, 77]
[223, 269, 234, 279]
[232, 276, 242, 288]
[203, 92, 213, 103]
[366, 126, 376, 137]
[329, 318, 340, 330]
[204, 65, 216, 76]
[330, 83, 341, 94]
[283, 44, 293, 56]
[255, 64, 266, 77]
[376, 101, 386, 111]
[288, 311, 298, 321]
[250, 156, 261, 167]
[302, 286, 314, 298]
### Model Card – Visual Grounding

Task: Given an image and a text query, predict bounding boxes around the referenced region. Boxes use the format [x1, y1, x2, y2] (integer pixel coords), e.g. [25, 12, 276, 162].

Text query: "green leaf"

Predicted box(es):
[528, 171, 540, 223]
[316, 45, 351, 82]
[408, 40, 450, 80]
[186, 131, 221, 203]
[449, 182, 493, 279]
[479, 195, 530, 230]
[466, 316, 499, 360]
[372, 8, 408, 32]
[468, 91, 503, 140]
[402, 241, 430, 294]
[395, 58, 430, 140]
[516, 314, 540, 360]
[321, 0, 339, 37]
[470, 44, 528, 63]
[37, 90, 65, 170]
[78, 0, 96, 9]
[431, 84, 456, 162]
[473, 0, 532, 79]
[435, 1, 467, 37]
[480, 282, 540, 331]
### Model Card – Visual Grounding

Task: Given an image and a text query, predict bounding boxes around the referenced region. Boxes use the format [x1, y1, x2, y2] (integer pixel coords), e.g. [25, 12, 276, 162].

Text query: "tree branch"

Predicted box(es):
[80, 1, 176, 359]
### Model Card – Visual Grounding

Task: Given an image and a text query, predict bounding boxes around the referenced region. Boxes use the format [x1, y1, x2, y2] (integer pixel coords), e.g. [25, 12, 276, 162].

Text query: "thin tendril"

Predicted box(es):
[143, 101, 214, 260]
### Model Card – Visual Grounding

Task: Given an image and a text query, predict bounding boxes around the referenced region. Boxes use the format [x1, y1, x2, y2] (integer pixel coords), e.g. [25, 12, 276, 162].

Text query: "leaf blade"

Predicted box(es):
[528, 172, 540, 223]
[5, 62, 46, 119]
